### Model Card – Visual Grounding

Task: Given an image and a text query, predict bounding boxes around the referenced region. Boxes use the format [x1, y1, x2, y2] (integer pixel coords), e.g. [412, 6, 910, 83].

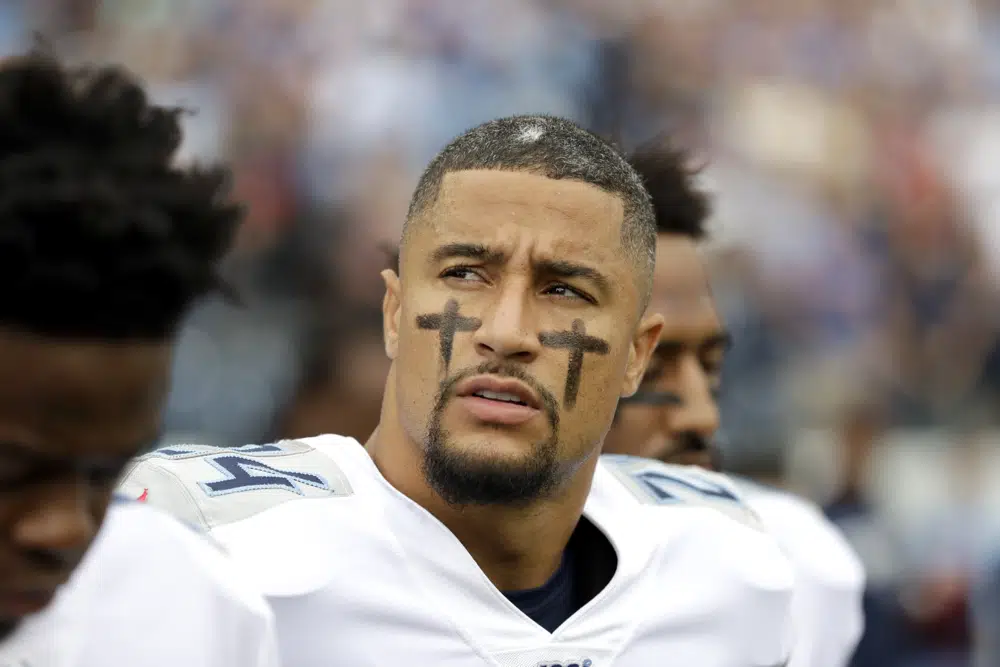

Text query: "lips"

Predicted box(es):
[455, 376, 541, 410]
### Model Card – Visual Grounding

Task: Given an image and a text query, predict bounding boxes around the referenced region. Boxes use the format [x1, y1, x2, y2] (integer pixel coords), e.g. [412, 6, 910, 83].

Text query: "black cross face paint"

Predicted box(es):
[538, 319, 609, 409]
[416, 299, 482, 370]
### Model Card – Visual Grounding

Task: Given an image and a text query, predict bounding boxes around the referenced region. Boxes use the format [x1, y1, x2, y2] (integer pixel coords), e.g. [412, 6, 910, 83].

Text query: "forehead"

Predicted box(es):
[417, 170, 626, 261]
[651, 235, 722, 337]
[0, 331, 171, 450]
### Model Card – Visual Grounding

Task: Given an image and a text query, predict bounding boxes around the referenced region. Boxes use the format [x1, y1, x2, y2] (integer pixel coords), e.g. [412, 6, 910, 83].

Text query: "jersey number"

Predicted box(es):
[198, 455, 331, 497]
[632, 469, 738, 504]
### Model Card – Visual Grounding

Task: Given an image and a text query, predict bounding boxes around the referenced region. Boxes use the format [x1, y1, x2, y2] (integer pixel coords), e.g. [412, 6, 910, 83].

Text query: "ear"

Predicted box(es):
[621, 311, 663, 398]
[381, 268, 402, 360]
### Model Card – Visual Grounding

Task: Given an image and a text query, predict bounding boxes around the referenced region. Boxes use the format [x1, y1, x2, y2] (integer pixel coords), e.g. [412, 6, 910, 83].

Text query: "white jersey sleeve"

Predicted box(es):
[599, 456, 795, 667]
[118, 440, 353, 532]
[601, 454, 765, 529]
[0, 500, 280, 667]
[120, 443, 794, 667]
[736, 479, 866, 667]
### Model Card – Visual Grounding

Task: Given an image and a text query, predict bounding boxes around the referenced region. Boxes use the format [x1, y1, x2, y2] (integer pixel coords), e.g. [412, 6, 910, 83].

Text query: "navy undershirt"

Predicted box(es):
[500, 517, 618, 634]
[502, 545, 578, 633]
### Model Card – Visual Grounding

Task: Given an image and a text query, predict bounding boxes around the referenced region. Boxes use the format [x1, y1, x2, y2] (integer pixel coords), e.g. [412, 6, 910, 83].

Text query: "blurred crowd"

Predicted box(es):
[4, 0, 1000, 665]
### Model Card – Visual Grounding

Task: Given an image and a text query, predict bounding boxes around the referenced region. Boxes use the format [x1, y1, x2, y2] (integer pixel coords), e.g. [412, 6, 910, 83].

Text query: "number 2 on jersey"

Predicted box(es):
[633, 469, 739, 503]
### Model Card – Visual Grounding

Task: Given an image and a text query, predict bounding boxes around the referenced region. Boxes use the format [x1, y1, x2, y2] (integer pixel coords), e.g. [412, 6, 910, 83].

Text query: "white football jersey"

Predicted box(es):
[735, 479, 865, 667]
[0, 500, 280, 667]
[119, 437, 795, 667]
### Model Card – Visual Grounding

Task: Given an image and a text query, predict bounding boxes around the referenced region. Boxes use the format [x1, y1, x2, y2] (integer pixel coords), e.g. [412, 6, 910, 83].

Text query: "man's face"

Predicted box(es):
[603, 235, 728, 469]
[383, 170, 661, 506]
[0, 332, 171, 631]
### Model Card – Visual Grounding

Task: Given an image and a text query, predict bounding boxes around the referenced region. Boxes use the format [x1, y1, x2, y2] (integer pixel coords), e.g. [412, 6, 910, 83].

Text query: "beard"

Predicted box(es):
[422, 361, 563, 508]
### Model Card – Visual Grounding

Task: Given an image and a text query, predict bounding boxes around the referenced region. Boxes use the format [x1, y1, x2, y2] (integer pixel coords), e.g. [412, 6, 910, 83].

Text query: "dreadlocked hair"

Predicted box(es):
[628, 137, 711, 239]
[0, 50, 242, 340]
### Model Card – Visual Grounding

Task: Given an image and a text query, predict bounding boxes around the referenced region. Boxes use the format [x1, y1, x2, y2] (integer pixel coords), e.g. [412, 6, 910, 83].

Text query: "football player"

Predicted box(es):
[603, 138, 866, 667]
[122, 115, 794, 666]
[0, 50, 279, 666]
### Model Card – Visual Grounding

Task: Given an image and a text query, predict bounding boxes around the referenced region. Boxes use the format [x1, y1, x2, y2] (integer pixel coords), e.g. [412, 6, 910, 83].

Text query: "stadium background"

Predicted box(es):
[7, 0, 1000, 665]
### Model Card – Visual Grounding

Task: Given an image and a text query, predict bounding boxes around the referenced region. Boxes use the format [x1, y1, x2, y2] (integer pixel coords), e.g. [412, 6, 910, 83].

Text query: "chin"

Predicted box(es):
[424, 419, 562, 507]
[455, 427, 545, 457]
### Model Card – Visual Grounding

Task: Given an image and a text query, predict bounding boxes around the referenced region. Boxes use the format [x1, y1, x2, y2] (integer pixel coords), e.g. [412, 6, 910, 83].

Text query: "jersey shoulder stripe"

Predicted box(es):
[118, 438, 354, 531]
[600, 454, 764, 530]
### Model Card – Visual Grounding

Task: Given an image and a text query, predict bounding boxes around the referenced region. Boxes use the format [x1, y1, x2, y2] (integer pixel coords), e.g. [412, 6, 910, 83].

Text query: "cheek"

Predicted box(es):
[558, 355, 625, 429]
[0, 494, 16, 532]
[91, 489, 114, 525]
[572, 347, 629, 400]
[393, 330, 443, 422]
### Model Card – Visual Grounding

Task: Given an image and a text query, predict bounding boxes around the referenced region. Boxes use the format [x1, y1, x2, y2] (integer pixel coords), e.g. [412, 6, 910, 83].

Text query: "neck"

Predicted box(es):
[368, 376, 593, 591]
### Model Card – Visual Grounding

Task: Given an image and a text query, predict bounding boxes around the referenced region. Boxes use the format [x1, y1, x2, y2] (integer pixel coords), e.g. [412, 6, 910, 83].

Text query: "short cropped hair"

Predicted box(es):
[404, 114, 656, 306]
[0, 51, 242, 340]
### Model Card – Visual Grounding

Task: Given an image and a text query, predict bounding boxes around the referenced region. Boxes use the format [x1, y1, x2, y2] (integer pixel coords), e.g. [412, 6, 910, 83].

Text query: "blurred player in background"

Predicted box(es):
[124, 114, 795, 666]
[0, 50, 280, 666]
[603, 138, 866, 667]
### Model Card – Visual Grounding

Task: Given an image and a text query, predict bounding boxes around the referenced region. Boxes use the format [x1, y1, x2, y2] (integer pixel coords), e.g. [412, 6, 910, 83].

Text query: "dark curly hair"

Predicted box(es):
[0, 51, 242, 340]
[628, 138, 711, 240]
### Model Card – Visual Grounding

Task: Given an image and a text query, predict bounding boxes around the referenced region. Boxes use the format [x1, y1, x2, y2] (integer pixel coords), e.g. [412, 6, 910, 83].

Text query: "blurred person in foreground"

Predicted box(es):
[602, 139, 866, 667]
[0, 50, 279, 666]
[123, 114, 795, 666]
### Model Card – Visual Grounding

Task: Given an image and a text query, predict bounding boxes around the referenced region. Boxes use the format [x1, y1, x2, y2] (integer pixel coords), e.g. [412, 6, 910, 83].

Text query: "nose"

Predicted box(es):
[662, 355, 720, 442]
[11, 477, 98, 557]
[472, 283, 542, 364]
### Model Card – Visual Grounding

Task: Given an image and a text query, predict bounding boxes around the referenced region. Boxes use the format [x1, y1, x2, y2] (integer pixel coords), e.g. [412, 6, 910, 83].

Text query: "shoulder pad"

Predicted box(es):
[118, 439, 353, 531]
[733, 476, 867, 591]
[600, 455, 764, 530]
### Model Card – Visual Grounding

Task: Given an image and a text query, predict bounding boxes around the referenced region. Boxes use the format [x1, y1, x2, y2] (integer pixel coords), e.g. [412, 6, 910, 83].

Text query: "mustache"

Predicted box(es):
[674, 431, 711, 453]
[665, 432, 724, 472]
[436, 361, 561, 427]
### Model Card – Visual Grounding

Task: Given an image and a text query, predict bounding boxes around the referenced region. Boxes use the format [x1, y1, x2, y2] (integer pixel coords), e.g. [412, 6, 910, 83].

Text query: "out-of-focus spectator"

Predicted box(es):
[899, 430, 999, 667]
[826, 404, 911, 667]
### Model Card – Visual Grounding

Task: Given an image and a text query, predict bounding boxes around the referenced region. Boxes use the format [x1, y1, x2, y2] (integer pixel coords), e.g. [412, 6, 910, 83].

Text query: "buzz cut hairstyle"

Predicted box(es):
[403, 114, 657, 307]
[0, 50, 242, 340]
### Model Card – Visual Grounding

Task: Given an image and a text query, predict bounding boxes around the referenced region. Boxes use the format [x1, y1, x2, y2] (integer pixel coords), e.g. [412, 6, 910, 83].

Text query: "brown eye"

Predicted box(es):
[0, 458, 34, 487]
[441, 267, 484, 282]
[543, 283, 594, 303]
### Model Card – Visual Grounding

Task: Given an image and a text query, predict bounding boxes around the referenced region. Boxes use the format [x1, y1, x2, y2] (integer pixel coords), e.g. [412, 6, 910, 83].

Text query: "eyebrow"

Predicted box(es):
[535, 259, 612, 297]
[430, 243, 612, 296]
[430, 243, 506, 265]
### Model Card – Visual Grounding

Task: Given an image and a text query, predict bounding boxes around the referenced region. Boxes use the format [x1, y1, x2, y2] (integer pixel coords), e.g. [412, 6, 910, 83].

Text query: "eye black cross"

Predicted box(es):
[416, 298, 482, 369]
[539, 319, 609, 409]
